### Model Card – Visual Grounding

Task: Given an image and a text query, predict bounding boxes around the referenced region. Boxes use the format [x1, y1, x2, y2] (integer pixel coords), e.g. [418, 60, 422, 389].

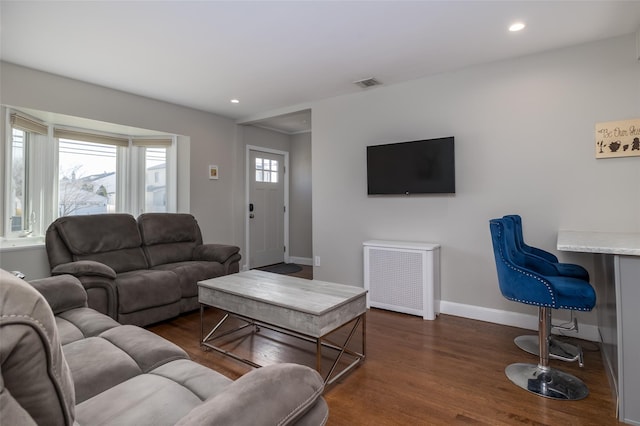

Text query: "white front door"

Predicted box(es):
[249, 149, 285, 268]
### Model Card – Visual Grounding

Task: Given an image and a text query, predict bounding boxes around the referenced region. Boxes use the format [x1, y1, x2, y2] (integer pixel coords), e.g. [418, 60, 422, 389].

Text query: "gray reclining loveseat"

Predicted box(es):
[0, 270, 328, 425]
[45, 213, 240, 326]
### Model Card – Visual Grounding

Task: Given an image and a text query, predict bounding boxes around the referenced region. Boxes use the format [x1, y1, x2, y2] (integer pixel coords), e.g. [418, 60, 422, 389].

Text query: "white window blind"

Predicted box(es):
[132, 137, 172, 147]
[54, 128, 129, 146]
[10, 113, 47, 135]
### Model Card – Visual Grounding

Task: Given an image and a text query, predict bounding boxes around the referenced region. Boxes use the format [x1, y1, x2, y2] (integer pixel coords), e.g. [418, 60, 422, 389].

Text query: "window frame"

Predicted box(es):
[3, 111, 56, 239]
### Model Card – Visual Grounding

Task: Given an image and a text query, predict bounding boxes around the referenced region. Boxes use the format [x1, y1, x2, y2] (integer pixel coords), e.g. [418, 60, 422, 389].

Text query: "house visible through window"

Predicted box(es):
[58, 139, 117, 216]
[255, 157, 278, 183]
[145, 147, 167, 212]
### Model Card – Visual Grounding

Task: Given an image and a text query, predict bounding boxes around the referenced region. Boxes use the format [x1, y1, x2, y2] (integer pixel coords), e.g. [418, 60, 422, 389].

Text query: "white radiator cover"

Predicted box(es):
[363, 240, 440, 320]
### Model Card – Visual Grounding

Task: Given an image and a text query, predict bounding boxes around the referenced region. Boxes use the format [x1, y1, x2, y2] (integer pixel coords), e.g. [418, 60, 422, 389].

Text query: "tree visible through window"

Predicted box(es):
[58, 139, 117, 216]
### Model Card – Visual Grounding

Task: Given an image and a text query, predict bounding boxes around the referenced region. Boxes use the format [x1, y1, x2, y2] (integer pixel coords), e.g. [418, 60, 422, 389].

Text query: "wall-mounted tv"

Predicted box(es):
[367, 137, 455, 195]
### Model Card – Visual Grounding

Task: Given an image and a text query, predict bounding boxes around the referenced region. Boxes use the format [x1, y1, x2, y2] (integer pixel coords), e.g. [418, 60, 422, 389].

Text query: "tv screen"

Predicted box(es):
[367, 137, 455, 195]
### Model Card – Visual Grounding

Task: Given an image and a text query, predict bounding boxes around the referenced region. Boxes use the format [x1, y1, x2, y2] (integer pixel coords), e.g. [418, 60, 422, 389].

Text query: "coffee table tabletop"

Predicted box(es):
[198, 270, 367, 337]
[199, 269, 366, 313]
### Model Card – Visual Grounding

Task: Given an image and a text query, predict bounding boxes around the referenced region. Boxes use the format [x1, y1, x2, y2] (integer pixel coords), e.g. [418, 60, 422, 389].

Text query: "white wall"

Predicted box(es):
[310, 34, 640, 325]
[0, 246, 50, 279]
[290, 132, 312, 260]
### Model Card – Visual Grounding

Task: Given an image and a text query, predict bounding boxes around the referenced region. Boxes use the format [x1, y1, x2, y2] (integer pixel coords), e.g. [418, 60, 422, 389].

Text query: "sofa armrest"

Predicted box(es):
[51, 260, 116, 279]
[176, 364, 327, 426]
[50, 261, 117, 319]
[193, 244, 240, 264]
[29, 274, 88, 315]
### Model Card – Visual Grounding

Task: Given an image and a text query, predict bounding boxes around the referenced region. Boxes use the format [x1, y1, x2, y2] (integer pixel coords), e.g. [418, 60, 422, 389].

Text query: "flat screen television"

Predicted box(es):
[367, 136, 455, 195]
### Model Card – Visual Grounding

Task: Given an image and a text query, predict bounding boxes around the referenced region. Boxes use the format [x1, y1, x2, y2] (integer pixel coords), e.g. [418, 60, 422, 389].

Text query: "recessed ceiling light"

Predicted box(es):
[509, 22, 526, 32]
[230, 99, 240, 104]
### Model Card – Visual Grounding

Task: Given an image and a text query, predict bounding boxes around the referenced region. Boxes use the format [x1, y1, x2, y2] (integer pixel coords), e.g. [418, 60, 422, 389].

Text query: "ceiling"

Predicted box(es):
[1, 1, 639, 134]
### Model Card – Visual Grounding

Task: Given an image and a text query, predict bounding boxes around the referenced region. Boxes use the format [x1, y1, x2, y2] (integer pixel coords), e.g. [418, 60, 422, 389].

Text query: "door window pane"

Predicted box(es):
[255, 157, 278, 183]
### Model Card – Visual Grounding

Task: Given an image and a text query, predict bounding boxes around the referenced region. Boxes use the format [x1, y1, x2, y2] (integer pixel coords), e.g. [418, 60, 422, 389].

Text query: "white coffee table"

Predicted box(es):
[198, 270, 367, 385]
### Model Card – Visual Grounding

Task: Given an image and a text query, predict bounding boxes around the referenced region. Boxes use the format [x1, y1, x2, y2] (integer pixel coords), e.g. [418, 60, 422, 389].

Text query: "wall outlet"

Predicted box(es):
[314, 256, 321, 267]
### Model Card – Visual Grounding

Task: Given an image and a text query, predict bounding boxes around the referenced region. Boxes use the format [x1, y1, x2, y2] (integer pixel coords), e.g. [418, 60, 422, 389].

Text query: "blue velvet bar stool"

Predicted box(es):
[489, 218, 596, 400]
[502, 215, 590, 365]
[503, 215, 589, 280]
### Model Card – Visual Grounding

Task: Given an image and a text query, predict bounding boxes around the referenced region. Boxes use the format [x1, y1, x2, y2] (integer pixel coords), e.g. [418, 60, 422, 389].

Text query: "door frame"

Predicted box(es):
[245, 145, 289, 270]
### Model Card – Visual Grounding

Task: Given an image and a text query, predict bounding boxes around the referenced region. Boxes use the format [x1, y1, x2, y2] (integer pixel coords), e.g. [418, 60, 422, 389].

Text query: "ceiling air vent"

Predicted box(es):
[353, 77, 382, 89]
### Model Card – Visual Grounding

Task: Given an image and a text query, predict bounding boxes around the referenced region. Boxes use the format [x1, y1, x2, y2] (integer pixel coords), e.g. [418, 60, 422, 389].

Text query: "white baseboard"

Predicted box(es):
[289, 256, 313, 266]
[439, 301, 600, 342]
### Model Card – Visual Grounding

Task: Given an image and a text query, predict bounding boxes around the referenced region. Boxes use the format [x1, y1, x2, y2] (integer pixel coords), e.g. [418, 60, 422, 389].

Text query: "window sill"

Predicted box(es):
[0, 236, 45, 252]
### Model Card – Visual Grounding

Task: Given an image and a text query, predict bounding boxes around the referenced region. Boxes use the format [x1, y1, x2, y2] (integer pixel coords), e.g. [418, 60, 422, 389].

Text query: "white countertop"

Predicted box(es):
[557, 230, 640, 256]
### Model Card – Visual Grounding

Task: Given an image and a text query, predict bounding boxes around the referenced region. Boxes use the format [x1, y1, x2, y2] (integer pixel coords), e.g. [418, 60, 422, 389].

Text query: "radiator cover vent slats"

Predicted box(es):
[363, 240, 440, 320]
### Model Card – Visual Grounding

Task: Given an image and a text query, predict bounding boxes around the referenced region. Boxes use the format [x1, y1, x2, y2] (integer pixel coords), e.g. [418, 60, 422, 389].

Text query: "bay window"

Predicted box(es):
[3, 109, 177, 240]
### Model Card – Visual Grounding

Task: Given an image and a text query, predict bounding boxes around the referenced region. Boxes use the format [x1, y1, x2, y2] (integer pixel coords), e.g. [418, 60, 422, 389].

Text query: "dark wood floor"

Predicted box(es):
[148, 266, 621, 425]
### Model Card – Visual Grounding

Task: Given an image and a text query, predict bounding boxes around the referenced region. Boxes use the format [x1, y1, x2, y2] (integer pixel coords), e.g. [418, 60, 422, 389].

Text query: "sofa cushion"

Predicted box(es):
[75, 359, 233, 426]
[56, 307, 120, 345]
[0, 270, 76, 426]
[193, 244, 241, 264]
[145, 241, 200, 267]
[116, 270, 181, 314]
[54, 214, 148, 273]
[152, 261, 225, 298]
[76, 373, 203, 426]
[149, 359, 232, 401]
[117, 302, 182, 327]
[138, 213, 202, 246]
[64, 325, 190, 403]
[99, 325, 188, 372]
[63, 336, 142, 404]
[138, 213, 202, 266]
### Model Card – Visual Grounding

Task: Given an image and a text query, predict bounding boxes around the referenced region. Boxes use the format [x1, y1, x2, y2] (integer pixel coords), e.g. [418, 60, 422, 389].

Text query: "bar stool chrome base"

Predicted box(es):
[514, 335, 584, 366]
[505, 363, 589, 400]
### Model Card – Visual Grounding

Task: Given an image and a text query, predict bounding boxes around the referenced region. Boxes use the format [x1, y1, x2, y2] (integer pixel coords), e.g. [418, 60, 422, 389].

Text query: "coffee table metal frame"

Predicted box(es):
[200, 306, 366, 386]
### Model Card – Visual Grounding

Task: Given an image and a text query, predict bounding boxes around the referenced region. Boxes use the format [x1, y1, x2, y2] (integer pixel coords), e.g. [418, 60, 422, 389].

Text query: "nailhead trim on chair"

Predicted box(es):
[558, 305, 591, 311]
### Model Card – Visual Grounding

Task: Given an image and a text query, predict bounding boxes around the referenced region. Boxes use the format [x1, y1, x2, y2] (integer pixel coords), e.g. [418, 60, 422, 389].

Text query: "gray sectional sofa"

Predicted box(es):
[0, 270, 329, 425]
[45, 213, 241, 326]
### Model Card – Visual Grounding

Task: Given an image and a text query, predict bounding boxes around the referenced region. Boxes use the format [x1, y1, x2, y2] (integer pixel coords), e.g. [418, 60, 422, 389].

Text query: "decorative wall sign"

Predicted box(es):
[208, 165, 219, 180]
[595, 118, 640, 159]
